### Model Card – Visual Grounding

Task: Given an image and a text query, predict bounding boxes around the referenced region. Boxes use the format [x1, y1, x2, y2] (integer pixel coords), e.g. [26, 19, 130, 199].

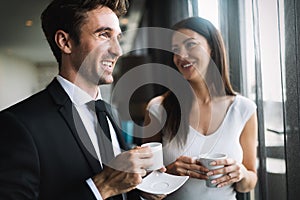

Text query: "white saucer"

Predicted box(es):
[137, 171, 189, 195]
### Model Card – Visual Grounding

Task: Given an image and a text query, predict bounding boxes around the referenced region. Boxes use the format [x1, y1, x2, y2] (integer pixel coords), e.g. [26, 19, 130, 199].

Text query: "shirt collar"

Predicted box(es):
[56, 75, 102, 106]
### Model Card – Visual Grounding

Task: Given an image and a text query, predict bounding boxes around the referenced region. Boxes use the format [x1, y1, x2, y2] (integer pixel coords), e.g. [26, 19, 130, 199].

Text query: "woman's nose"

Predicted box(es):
[176, 47, 189, 58]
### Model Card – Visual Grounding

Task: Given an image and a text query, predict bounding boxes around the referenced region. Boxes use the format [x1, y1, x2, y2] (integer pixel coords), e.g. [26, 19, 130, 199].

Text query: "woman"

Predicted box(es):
[143, 17, 258, 199]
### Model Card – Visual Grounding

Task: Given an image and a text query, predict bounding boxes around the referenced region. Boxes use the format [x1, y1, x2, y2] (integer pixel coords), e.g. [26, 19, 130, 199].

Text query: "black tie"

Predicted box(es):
[93, 100, 115, 165]
[89, 100, 125, 200]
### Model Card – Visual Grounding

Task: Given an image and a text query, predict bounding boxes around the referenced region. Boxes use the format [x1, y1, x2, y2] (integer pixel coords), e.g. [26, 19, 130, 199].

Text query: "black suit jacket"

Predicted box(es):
[0, 79, 133, 200]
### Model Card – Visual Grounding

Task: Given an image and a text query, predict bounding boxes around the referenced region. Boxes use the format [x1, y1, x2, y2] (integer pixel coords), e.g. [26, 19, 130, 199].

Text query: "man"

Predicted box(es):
[0, 0, 153, 199]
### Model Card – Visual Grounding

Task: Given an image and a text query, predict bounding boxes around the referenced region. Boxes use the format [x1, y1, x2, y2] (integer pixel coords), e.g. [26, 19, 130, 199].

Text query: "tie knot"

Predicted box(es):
[87, 100, 108, 113]
[95, 100, 107, 112]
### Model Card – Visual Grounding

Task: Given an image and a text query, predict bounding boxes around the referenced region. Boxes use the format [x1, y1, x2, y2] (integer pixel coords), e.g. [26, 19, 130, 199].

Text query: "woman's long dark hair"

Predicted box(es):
[161, 16, 236, 147]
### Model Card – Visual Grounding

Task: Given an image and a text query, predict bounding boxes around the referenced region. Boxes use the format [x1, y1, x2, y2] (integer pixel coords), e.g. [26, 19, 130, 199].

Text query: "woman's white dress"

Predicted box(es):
[147, 95, 256, 200]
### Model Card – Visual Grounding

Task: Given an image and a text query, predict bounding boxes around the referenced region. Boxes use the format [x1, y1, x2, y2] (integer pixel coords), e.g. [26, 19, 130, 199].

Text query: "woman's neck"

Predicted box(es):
[190, 79, 211, 104]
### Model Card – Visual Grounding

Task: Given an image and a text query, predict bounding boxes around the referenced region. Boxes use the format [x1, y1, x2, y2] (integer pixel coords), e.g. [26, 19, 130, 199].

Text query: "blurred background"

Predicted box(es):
[0, 0, 299, 199]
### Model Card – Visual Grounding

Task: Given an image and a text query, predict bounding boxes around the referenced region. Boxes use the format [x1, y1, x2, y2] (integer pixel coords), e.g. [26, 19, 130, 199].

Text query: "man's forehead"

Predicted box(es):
[84, 6, 122, 33]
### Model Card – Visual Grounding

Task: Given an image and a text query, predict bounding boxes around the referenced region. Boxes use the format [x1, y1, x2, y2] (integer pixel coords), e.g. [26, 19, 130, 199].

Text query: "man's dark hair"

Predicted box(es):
[41, 0, 129, 67]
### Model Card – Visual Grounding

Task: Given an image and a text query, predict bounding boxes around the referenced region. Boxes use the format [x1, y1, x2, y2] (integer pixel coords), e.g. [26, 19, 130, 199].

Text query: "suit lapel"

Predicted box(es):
[47, 79, 126, 200]
[103, 102, 128, 151]
[47, 79, 102, 174]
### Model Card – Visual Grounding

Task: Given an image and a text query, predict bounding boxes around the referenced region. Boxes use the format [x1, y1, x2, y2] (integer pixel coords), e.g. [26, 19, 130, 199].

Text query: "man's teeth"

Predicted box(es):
[102, 61, 113, 67]
[183, 63, 192, 68]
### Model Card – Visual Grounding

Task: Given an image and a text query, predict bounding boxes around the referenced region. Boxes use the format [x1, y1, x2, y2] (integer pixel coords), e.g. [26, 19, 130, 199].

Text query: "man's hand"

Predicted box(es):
[93, 146, 153, 199]
[140, 191, 166, 200]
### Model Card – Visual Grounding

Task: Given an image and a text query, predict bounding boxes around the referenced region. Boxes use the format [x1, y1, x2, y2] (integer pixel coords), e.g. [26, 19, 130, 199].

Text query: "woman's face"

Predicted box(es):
[172, 28, 211, 82]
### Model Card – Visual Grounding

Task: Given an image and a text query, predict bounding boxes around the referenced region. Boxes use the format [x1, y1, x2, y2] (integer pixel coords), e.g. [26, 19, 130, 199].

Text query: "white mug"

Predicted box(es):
[141, 142, 163, 171]
[198, 153, 227, 187]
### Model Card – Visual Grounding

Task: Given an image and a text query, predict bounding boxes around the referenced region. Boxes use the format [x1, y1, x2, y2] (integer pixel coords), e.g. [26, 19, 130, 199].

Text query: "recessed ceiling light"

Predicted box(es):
[25, 20, 33, 27]
[120, 18, 129, 25]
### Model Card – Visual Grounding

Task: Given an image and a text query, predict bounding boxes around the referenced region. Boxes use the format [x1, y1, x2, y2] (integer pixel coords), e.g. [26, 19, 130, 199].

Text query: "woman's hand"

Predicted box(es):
[206, 158, 245, 188]
[166, 156, 209, 180]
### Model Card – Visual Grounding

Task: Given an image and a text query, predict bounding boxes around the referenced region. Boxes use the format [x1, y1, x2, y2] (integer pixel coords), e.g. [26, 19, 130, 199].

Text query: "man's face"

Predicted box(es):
[71, 6, 122, 85]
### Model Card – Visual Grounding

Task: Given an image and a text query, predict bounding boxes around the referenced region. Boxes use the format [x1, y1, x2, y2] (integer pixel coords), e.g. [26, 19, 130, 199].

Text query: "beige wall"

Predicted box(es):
[0, 53, 117, 110]
[0, 54, 57, 111]
[0, 54, 113, 111]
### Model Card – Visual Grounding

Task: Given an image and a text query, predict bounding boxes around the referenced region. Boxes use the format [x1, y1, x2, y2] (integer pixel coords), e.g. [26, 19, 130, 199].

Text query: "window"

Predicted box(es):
[242, 0, 287, 199]
[197, 0, 219, 29]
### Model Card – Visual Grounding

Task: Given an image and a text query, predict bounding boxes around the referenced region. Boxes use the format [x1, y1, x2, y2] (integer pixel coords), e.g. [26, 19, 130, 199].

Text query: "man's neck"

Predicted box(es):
[58, 72, 99, 99]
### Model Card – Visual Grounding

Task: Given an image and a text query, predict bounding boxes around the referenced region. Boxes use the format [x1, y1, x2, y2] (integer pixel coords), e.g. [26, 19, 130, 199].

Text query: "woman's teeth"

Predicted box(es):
[183, 63, 192, 68]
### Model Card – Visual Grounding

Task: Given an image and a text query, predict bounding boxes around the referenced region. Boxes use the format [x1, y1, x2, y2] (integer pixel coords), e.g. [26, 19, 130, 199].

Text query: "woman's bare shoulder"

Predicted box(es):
[148, 92, 169, 106]
[149, 96, 164, 105]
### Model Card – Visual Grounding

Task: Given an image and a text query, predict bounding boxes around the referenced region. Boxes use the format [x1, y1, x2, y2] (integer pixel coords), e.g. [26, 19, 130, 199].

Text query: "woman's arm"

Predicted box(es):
[208, 112, 258, 192]
[235, 112, 258, 192]
[142, 95, 166, 144]
[142, 109, 163, 144]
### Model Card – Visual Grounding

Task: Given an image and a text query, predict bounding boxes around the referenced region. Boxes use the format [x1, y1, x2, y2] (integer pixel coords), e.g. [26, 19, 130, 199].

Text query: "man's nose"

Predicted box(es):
[109, 37, 123, 57]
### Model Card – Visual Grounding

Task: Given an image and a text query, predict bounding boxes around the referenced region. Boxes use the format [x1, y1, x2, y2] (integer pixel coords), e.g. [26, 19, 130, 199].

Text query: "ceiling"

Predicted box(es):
[0, 0, 54, 64]
[0, 0, 143, 65]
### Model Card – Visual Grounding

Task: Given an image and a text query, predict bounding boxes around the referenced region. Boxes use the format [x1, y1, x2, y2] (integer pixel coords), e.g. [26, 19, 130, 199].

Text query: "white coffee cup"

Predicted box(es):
[198, 153, 227, 187]
[141, 142, 163, 171]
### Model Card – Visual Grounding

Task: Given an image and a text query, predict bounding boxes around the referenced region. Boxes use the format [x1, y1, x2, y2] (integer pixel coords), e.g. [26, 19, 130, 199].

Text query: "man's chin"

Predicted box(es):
[98, 77, 114, 85]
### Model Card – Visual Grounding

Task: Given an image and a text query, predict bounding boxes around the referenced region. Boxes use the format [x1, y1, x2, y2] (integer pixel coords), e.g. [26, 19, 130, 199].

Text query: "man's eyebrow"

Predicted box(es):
[94, 27, 123, 38]
[94, 27, 113, 33]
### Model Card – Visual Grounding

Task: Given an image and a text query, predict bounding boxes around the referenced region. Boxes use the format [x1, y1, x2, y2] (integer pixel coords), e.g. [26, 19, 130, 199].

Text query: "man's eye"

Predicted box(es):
[98, 32, 110, 39]
[117, 34, 122, 41]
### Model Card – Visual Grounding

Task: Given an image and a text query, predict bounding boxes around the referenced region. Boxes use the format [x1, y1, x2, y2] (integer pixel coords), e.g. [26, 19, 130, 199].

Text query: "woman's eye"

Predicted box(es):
[185, 41, 198, 50]
[172, 47, 180, 54]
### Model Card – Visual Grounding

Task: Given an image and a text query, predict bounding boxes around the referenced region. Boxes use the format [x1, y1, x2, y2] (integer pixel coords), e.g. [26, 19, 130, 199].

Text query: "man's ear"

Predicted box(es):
[55, 30, 72, 54]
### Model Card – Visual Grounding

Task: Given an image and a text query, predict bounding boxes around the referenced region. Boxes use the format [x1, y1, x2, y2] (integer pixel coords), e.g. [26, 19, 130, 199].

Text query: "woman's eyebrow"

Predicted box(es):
[183, 37, 197, 44]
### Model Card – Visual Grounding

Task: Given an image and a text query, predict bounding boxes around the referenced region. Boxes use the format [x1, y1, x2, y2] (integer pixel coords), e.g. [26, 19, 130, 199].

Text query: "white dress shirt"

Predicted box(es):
[56, 75, 121, 200]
